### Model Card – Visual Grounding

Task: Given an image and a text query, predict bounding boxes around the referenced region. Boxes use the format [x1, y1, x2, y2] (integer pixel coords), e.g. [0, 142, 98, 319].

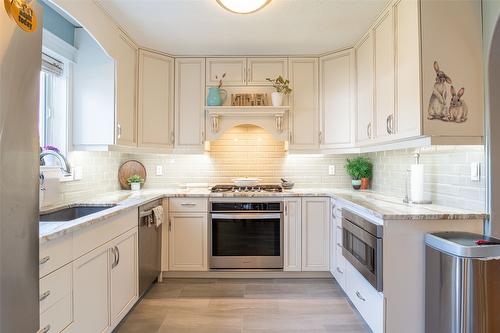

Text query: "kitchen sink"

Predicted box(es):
[39, 204, 117, 222]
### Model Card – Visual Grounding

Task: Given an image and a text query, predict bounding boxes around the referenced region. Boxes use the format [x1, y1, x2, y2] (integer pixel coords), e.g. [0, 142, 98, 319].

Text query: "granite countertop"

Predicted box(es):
[39, 188, 488, 244]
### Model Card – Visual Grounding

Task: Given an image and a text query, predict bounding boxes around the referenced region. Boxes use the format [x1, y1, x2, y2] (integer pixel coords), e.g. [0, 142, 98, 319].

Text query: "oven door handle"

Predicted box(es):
[211, 213, 282, 220]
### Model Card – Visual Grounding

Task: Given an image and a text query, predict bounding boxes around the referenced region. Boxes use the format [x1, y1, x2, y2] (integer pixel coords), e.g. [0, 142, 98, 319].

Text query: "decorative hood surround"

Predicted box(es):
[205, 106, 290, 141]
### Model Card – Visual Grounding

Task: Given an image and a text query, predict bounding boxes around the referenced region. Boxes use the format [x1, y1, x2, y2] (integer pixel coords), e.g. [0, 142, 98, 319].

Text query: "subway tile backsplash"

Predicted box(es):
[61, 126, 486, 211]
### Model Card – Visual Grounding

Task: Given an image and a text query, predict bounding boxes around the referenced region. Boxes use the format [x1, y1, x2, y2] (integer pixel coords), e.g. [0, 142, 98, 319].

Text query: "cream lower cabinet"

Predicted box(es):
[71, 227, 138, 333]
[301, 197, 330, 271]
[283, 198, 302, 271]
[330, 200, 346, 289]
[168, 213, 208, 271]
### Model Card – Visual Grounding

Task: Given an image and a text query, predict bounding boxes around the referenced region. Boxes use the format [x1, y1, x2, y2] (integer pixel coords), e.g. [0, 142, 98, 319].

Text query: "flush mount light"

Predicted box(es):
[216, 0, 271, 14]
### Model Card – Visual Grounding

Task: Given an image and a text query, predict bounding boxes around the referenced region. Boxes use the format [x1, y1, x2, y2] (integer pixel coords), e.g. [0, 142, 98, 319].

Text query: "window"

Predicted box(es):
[39, 52, 68, 156]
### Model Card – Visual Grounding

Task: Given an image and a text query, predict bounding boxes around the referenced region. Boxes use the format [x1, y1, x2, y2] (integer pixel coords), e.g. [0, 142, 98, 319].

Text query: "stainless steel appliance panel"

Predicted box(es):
[0, 4, 43, 332]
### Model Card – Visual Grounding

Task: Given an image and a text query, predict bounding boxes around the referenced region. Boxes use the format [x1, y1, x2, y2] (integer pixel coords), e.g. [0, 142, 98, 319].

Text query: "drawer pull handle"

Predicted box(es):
[180, 203, 196, 206]
[39, 256, 50, 265]
[39, 290, 51, 302]
[336, 267, 343, 274]
[40, 324, 50, 333]
[355, 291, 366, 302]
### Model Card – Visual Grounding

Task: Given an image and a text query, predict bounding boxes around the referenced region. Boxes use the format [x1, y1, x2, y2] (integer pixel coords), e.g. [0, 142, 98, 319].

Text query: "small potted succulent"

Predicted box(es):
[345, 157, 373, 190]
[266, 76, 292, 106]
[127, 174, 144, 191]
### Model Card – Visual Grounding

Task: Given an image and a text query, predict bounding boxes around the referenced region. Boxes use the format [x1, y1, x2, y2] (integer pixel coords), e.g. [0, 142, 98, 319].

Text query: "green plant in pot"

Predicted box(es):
[345, 157, 373, 190]
[127, 174, 144, 191]
[266, 76, 292, 106]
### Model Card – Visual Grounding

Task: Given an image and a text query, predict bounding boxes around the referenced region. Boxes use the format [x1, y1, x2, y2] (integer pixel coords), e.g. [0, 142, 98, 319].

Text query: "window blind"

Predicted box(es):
[41, 53, 64, 77]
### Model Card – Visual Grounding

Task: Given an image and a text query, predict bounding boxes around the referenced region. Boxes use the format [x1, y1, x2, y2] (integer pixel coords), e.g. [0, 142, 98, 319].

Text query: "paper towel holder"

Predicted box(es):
[403, 153, 432, 204]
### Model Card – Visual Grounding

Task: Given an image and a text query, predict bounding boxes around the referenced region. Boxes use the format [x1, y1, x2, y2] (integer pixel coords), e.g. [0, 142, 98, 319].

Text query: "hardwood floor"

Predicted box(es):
[115, 278, 371, 333]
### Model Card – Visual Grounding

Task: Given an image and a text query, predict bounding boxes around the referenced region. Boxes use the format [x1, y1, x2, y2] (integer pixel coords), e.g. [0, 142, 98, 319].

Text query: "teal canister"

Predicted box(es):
[207, 87, 227, 106]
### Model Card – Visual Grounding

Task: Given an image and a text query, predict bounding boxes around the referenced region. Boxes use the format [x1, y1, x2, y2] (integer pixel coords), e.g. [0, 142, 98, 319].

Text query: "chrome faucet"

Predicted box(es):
[40, 150, 71, 175]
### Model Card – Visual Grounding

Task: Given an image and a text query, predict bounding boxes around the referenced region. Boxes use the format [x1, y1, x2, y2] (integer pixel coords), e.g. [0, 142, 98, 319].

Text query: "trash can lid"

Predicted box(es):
[425, 232, 500, 258]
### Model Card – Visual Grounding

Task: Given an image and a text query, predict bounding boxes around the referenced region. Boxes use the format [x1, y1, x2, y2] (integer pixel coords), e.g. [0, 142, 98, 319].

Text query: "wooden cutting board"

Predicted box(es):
[118, 160, 147, 190]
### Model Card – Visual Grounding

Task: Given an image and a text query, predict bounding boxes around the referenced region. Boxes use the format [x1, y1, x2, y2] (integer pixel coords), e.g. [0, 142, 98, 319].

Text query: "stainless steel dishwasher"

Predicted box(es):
[425, 232, 500, 333]
[138, 199, 162, 297]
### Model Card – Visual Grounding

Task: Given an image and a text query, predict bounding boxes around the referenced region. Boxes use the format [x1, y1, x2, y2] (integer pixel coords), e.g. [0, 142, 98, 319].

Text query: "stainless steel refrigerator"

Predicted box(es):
[0, 2, 43, 332]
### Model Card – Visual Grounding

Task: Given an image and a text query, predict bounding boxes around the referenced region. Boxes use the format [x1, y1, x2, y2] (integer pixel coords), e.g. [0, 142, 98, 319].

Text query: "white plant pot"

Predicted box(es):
[130, 182, 141, 191]
[271, 92, 284, 106]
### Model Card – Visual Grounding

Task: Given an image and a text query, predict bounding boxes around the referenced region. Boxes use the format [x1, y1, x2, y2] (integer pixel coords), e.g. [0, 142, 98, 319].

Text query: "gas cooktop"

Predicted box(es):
[210, 185, 283, 193]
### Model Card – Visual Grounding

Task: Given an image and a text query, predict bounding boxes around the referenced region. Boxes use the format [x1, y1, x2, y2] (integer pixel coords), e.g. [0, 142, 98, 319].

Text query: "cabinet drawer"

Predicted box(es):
[334, 244, 346, 289]
[345, 261, 384, 333]
[40, 263, 72, 314]
[170, 198, 207, 212]
[39, 235, 73, 278]
[39, 294, 72, 333]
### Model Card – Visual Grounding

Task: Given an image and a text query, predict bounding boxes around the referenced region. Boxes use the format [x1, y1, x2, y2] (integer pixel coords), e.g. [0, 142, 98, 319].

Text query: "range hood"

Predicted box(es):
[205, 106, 290, 141]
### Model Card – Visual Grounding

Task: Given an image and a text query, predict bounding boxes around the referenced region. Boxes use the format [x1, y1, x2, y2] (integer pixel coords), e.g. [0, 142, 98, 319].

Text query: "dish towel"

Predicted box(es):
[152, 206, 164, 228]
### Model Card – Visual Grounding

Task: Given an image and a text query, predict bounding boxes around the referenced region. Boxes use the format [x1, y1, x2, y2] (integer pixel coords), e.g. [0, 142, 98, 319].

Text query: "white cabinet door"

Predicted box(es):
[247, 58, 288, 85]
[356, 32, 375, 145]
[72, 243, 111, 333]
[374, 9, 395, 140]
[168, 213, 208, 271]
[395, 0, 421, 139]
[138, 50, 174, 149]
[206, 58, 246, 86]
[301, 197, 330, 271]
[320, 50, 355, 148]
[288, 58, 319, 150]
[174, 58, 206, 150]
[284, 198, 302, 271]
[110, 227, 138, 325]
[115, 33, 137, 147]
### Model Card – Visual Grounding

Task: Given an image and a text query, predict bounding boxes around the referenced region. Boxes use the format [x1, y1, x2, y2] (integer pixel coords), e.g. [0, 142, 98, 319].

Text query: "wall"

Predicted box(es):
[41, 0, 76, 46]
[367, 146, 486, 211]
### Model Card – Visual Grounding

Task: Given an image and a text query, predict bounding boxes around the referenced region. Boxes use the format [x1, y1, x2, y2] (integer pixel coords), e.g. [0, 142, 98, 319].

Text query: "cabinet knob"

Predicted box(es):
[336, 267, 344, 274]
[117, 123, 122, 139]
[367, 122, 372, 139]
[39, 256, 50, 265]
[39, 290, 51, 302]
[40, 324, 50, 333]
[355, 291, 366, 302]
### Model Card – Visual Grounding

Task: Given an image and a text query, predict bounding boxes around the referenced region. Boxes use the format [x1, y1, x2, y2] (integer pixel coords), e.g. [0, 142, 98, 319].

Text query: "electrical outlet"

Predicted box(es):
[156, 165, 163, 176]
[470, 162, 480, 181]
[328, 165, 336, 176]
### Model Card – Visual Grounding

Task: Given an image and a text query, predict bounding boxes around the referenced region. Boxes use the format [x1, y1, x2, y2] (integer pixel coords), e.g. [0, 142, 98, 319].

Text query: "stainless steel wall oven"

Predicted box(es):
[342, 209, 383, 291]
[209, 199, 284, 269]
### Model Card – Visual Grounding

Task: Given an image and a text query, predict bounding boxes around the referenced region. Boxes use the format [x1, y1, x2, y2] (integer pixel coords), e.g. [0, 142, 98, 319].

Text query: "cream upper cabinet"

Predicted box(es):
[284, 198, 302, 272]
[356, 33, 375, 145]
[138, 50, 174, 149]
[301, 197, 330, 272]
[320, 50, 355, 149]
[394, 0, 421, 139]
[206, 58, 246, 86]
[374, 9, 395, 141]
[175, 58, 206, 150]
[288, 58, 319, 150]
[115, 33, 138, 147]
[246, 58, 288, 85]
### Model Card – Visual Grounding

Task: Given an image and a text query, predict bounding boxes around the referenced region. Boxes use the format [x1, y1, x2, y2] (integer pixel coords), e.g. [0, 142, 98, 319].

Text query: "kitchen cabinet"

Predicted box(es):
[355, 32, 375, 145]
[175, 58, 206, 150]
[206, 58, 246, 86]
[284, 198, 302, 271]
[374, 8, 395, 141]
[288, 58, 319, 150]
[115, 33, 138, 147]
[168, 214, 208, 271]
[320, 50, 355, 149]
[206, 57, 287, 86]
[330, 201, 346, 289]
[138, 50, 174, 149]
[301, 197, 330, 271]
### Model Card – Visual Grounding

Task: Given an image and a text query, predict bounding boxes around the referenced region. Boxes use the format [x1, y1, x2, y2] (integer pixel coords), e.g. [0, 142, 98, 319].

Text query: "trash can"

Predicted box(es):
[425, 232, 500, 333]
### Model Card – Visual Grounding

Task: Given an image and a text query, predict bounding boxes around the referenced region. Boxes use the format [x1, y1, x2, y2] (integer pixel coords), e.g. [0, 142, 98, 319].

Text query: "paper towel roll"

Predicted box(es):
[410, 164, 425, 203]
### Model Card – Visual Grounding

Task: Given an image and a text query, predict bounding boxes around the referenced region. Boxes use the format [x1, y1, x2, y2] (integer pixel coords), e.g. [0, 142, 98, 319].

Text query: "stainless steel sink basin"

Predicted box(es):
[39, 204, 117, 222]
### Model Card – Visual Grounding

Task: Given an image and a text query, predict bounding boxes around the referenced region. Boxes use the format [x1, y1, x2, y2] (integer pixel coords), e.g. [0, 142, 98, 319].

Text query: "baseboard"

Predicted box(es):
[161, 270, 333, 279]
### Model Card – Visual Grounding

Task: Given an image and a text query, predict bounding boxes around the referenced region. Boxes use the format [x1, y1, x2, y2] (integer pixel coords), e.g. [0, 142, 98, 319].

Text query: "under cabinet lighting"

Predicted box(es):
[216, 0, 271, 14]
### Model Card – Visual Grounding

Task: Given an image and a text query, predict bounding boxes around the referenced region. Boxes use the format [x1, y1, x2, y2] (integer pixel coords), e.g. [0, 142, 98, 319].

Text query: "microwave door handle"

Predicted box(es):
[211, 213, 282, 220]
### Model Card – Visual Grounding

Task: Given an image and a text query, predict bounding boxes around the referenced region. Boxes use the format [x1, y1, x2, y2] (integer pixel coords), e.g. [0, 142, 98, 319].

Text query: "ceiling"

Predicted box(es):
[96, 0, 388, 56]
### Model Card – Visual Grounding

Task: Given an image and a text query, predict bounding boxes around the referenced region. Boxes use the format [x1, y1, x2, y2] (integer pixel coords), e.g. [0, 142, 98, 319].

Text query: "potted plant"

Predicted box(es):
[207, 73, 227, 106]
[127, 174, 144, 191]
[266, 76, 292, 106]
[345, 157, 373, 190]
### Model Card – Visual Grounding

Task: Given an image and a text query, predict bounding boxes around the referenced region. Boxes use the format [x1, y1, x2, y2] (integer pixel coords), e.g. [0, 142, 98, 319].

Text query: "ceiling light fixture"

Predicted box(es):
[216, 0, 271, 14]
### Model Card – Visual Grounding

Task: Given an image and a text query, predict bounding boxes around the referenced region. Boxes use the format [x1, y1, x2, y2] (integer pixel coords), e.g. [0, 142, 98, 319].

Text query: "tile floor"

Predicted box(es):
[115, 278, 370, 333]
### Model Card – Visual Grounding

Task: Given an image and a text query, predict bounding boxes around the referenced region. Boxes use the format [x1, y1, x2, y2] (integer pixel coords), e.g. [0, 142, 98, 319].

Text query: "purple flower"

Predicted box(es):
[43, 145, 60, 153]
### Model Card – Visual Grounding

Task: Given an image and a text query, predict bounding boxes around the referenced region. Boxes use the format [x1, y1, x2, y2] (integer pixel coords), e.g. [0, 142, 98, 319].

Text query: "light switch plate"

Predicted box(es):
[156, 165, 163, 176]
[470, 162, 480, 181]
[328, 165, 335, 176]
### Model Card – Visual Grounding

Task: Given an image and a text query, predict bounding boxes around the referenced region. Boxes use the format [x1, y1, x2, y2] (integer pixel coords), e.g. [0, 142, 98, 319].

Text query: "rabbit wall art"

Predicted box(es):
[427, 61, 468, 123]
